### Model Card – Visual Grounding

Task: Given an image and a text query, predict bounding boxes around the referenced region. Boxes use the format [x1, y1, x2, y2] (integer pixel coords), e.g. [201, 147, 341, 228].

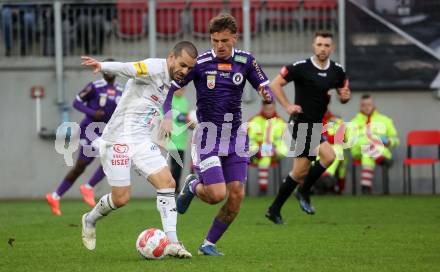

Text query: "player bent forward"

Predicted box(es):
[80, 41, 197, 258]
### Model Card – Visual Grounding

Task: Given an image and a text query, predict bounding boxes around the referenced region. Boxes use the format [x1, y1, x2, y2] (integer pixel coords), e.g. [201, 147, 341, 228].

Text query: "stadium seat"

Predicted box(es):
[228, 0, 260, 34]
[116, 0, 148, 38]
[403, 130, 440, 195]
[156, 1, 187, 38]
[351, 159, 390, 195]
[190, 0, 224, 37]
[303, 0, 337, 10]
[303, 0, 337, 29]
[263, 0, 301, 29]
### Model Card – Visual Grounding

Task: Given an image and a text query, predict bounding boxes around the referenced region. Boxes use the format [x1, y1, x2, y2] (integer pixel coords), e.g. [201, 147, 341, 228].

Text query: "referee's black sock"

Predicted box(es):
[269, 174, 298, 214]
[300, 160, 327, 195]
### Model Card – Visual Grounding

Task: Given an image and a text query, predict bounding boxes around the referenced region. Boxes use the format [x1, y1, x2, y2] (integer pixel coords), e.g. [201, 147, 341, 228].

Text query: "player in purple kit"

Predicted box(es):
[46, 60, 123, 216]
[162, 14, 273, 256]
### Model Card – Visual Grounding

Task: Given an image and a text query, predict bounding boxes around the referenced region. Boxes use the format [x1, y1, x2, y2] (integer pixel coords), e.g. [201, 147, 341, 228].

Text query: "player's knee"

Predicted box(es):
[292, 170, 307, 182]
[162, 178, 176, 189]
[321, 155, 336, 167]
[207, 191, 226, 204]
[320, 145, 336, 166]
[229, 187, 244, 203]
[112, 192, 130, 207]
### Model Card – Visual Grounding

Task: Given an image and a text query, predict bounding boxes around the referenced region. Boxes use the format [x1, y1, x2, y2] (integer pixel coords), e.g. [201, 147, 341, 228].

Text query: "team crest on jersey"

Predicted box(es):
[232, 72, 244, 85]
[207, 75, 216, 89]
[99, 93, 107, 107]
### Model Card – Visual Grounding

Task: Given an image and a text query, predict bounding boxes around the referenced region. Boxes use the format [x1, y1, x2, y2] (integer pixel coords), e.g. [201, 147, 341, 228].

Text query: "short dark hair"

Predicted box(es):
[172, 41, 198, 59]
[314, 31, 333, 40]
[209, 13, 238, 34]
[361, 94, 371, 100]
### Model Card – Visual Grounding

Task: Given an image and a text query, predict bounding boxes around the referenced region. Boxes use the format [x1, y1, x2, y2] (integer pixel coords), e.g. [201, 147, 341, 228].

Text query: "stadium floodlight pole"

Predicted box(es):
[242, 0, 255, 103]
[242, 0, 251, 52]
[148, 0, 157, 58]
[338, 0, 346, 68]
[54, 1, 68, 124]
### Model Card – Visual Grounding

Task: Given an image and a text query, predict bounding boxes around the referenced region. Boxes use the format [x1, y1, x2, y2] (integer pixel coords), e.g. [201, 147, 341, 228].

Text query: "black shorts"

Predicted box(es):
[290, 118, 325, 161]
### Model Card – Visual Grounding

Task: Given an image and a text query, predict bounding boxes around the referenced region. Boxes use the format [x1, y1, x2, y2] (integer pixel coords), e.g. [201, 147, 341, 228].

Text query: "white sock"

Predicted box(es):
[86, 193, 117, 226]
[203, 239, 215, 247]
[52, 192, 60, 200]
[157, 188, 178, 243]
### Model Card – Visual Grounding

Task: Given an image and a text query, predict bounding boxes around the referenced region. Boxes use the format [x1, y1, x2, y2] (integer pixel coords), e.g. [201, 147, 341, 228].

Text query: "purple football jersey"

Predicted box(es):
[182, 49, 268, 132]
[74, 79, 123, 135]
[165, 49, 269, 151]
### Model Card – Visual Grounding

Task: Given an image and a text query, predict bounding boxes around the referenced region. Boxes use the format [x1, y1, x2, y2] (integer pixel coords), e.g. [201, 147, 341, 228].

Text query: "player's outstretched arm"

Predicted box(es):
[81, 56, 141, 78]
[81, 56, 101, 74]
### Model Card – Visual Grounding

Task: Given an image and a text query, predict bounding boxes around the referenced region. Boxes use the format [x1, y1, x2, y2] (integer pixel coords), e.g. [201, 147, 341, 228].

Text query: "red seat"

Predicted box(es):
[303, 0, 337, 29]
[264, 0, 301, 28]
[303, 0, 337, 10]
[116, 0, 148, 38]
[156, 1, 186, 37]
[190, 0, 224, 37]
[403, 130, 440, 194]
[404, 158, 438, 165]
[229, 0, 260, 34]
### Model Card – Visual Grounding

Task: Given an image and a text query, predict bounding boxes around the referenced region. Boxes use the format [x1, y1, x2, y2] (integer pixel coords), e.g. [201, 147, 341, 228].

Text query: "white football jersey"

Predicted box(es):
[100, 58, 176, 143]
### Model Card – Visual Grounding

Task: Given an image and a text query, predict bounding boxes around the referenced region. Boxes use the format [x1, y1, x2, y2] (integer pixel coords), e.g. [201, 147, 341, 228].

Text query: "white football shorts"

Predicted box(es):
[99, 140, 168, 187]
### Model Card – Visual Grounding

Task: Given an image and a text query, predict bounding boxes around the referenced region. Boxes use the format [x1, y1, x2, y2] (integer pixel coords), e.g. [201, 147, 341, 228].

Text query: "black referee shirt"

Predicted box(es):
[280, 57, 347, 123]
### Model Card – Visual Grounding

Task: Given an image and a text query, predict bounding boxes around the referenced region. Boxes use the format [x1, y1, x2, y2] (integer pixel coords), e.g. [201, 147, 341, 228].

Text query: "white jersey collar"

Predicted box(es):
[310, 56, 330, 70]
[211, 48, 235, 59]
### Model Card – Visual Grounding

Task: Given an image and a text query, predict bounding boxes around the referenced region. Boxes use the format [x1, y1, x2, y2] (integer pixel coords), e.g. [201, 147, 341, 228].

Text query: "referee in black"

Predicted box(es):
[266, 31, 351, 224]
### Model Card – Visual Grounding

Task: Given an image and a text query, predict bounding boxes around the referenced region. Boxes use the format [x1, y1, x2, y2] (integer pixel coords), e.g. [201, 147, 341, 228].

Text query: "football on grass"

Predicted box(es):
[136, 228, 170, 260]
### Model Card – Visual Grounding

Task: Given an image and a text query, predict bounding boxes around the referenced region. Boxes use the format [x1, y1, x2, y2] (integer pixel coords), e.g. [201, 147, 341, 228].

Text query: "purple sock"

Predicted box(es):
[87, 166, 105, 187]
[191, 178, 201, 196]
[206, 218, 229, 244]
[56, 179, 74, 197]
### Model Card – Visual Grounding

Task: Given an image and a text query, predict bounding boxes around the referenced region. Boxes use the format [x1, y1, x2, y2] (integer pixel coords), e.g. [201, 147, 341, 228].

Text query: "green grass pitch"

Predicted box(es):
[1, 196, 440, 272]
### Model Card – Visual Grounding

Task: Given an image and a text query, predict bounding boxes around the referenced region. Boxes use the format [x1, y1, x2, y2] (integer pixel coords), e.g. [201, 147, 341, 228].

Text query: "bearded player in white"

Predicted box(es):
[80, 41, 197, 258]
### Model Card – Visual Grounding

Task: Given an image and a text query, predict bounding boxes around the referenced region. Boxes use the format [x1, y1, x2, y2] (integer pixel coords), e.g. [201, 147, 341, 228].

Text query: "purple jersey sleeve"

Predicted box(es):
[73, 82, 97, 117]
[246, 55, 270, 89]
[162, 69, 196, 118]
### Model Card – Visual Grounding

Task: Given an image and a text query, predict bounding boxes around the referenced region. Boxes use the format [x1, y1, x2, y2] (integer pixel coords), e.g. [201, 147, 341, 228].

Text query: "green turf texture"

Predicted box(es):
[1, 196, 439, 272]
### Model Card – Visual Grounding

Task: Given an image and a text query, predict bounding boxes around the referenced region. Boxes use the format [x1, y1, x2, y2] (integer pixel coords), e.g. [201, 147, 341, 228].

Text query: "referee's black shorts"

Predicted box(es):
[290, 118, 325, 161]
